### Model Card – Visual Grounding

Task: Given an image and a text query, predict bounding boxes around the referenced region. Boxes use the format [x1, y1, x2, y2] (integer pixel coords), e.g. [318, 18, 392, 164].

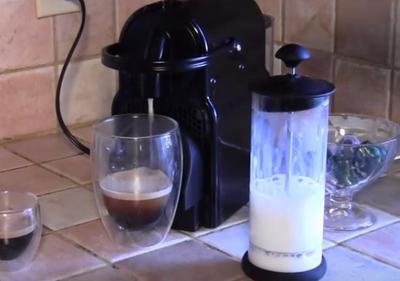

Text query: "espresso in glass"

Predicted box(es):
[0, 191, 41, 272]
[0, 224, 35, 261]
[100, 167, 172, 230]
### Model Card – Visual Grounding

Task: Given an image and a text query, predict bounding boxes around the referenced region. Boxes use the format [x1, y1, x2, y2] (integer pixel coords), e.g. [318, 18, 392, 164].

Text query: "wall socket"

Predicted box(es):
[36, 0, 80, 18]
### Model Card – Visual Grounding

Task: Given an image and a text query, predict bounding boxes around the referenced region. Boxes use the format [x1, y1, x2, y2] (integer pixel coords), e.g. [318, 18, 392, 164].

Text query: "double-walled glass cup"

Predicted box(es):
[92, 114, 182, 248]
[0, 191, 42, 272]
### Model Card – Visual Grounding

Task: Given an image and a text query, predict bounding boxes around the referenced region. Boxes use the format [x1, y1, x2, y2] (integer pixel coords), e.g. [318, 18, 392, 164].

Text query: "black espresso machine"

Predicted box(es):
[59, 0, 271, 231]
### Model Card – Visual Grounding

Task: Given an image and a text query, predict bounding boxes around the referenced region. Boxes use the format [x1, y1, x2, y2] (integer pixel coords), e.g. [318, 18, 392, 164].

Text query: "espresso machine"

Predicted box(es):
[59, 0, 271, 231]
[102, 0, 271, 231]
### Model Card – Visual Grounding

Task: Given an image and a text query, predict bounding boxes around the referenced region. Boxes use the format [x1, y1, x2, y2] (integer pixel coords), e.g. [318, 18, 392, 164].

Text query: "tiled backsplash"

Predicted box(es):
[259, 0, 400, 121]
[1, 0, 399, 142]
[0, 0, 156, 142]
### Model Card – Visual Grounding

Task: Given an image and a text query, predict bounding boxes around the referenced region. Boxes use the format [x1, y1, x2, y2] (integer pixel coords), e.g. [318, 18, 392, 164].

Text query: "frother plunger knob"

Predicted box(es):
[275, 44, 311, 71]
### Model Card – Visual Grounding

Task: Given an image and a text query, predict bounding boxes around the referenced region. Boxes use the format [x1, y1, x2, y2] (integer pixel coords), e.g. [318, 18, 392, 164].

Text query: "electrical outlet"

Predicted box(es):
[36, 0, 80, 18]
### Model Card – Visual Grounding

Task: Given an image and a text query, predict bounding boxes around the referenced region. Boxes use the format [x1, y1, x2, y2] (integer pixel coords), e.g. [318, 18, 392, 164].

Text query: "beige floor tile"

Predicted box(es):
[0, 146, 32, 172]
[0, 234, 104, 281]
[199, 223, 249, 260]
[5, 134, 80, 163]
[117, 240, 244, 281]
[324, 206, 399, 243]
[344, 222, 400, 268]
[322, 246, 400, 281]
[183, 205, 249, 237]
[0, 165, 75, 195]
[62, 266, 137, 281]
[58, 219, 190, 263]
[40, 187, 99, 231]
[43, 155, 91, 184]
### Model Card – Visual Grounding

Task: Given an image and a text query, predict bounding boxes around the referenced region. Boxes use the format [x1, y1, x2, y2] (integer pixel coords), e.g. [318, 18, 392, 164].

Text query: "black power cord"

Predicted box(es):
[55, 0, 90, 154]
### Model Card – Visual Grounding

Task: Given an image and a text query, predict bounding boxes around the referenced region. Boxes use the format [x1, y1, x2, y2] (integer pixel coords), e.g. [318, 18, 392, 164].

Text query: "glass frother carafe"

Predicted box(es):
[242, 44, 335, 281]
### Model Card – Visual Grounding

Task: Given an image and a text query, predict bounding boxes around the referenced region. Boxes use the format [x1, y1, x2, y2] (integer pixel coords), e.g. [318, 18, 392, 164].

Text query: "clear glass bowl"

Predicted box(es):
[325, 114, 400, 231]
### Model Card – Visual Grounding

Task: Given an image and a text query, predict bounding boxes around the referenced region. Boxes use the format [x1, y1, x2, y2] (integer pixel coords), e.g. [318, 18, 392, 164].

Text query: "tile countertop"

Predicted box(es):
[1, 128, 400, 281]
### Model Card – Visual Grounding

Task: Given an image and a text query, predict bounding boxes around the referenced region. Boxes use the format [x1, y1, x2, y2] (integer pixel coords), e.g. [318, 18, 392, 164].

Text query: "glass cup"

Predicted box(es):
[91, 114, 183, 248]
[0, 191, 42, 272]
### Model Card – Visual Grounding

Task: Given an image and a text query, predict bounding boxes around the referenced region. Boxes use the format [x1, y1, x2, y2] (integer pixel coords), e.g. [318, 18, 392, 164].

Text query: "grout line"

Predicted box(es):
[281, 0, 286, 43]
[333, 54, 393, 69]
[333, 0, 338, 54]
[114, 0, 120, 41]
[52, 231, 114, 266]
[39, 153, 86, 165]
[180, 217, 249, 239]
[0, 146, 85, 187]
[339, 220, 400, 245]
[389, 67, 396, 120]
[331, 0, 336, 53]
[324, 218, 399, 245]
[360, 202, 400, 219]
[50, 217, 100, 233]
[56, 266, 110, 281]
[36, 182, 91, 198]
[338, 243, 400, 270]
[0, 163, 35, 174]
[331, 54, 337, 112]
[0, 55, 102, 77]
[387, 67, 394, 119]
[193, 236, 243, 262]
[55, 54, 102, 66]
[39, 163, 90, 186]
[0, 121, 93, 146]
[36, 185, 80, 198]
[389, 0, 397, 68]
[52, 12, 58, 68]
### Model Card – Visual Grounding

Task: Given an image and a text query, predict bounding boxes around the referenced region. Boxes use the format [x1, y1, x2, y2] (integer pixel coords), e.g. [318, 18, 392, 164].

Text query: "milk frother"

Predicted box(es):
[242, 44, 335, 281]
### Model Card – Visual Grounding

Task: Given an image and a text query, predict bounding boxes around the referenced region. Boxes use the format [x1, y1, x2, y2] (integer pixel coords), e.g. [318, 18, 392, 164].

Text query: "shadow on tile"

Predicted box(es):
[0, 234, 104, 281]
[59, 219, 190, 263]
[117, 240, 244, 281]
[323, 246, 400, 281]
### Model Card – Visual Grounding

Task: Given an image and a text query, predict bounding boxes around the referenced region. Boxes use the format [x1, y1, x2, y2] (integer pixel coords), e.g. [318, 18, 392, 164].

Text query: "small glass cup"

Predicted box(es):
[0, 191, 42, 272]
[91, 114, 183, 248]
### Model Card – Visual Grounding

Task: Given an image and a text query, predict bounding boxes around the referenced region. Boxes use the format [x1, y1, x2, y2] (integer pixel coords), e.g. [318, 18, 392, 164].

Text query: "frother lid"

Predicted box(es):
[250, 44, 335, 112]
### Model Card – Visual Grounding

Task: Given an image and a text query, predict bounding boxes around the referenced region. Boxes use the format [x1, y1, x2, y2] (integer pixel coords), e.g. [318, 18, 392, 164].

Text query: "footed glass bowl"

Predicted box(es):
[325, 114, 400, 231]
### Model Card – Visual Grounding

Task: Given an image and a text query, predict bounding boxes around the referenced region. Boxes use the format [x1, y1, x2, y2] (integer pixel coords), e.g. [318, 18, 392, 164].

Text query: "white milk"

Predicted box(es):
[248, 174, 324, 273]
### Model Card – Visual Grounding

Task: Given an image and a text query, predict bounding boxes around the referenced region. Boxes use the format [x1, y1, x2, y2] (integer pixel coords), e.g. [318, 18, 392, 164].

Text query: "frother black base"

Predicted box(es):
[241, 252, 327, 281]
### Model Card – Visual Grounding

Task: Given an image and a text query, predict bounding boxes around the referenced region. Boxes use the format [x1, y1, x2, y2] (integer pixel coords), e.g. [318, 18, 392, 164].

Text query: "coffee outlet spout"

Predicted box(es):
[241, 44, 335, 281]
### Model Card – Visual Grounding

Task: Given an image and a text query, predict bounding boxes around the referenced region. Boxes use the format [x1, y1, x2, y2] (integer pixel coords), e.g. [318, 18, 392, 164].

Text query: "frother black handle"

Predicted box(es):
[275, 44, 311, 69]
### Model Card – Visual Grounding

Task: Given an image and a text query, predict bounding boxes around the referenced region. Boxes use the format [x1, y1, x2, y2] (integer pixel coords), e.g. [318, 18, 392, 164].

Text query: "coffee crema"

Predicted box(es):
[100, 167, 172, 230]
